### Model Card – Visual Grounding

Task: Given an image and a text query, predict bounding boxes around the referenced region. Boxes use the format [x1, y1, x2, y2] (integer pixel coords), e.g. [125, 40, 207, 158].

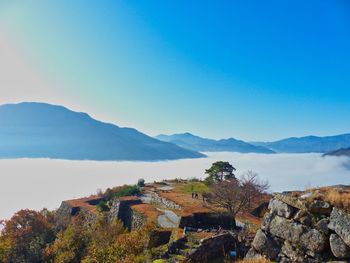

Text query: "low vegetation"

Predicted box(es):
[0, 161, 271, 263]
[97, 185, 141, 212]
[0, 211, 152, 263]
[180, 181, 210, 194]
[324, 188, 350, 210]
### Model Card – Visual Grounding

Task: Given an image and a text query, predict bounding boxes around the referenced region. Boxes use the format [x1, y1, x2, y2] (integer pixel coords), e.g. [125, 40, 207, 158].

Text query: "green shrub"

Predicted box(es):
[113, 185, 140, 198]
[137, 178, 145, 187]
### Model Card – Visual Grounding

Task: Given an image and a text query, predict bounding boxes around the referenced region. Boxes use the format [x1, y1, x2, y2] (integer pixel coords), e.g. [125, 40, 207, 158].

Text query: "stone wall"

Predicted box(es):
[150, 191, 181, 210]
[108, 197, 146, 230]
[130, 208, 148, 230]
[179, 212, 235, 229]
[246, 194, 350, 262]
[55, 201, 97, 229]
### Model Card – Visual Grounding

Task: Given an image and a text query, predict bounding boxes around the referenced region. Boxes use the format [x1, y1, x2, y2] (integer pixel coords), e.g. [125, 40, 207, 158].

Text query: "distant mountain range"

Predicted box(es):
[1, 102, 349, 160]
[251, 134, 350, 153]
[157, 133, 350, 155]
[0, 102, 204, 161]
[155, 133, 275, 153]
[324, 147, 350, 158]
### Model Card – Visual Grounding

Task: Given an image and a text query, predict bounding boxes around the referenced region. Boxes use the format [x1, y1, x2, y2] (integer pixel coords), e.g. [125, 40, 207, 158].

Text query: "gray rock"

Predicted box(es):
[281, 241, 305, 262]
[305, 250, 324, 262]
[329, 208, 350, 247]
[300, 228, 327, 253]
[244, 247, 264, 260]
[315, 218, 329, 235]
[278, 255, 292, 263]
[309, 200, 332, 215]
[252, 229, 280, 260]
[330, 234, 350, 259]
[266, 215, 326, 252]
[261, 211, 274, 231]
[274, 193, 308, 210]
[294, 210, 312, 226]
[269, 199, 297, 219]
[267, 215, 304, 244]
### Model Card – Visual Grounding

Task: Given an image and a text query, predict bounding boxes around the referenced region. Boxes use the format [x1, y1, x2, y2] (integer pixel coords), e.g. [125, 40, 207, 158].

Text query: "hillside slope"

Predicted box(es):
[251, 134, 350, 153]
[0, 102, 204, 161]
[324, 147, 350, 158]
[156, 133, 274, 153]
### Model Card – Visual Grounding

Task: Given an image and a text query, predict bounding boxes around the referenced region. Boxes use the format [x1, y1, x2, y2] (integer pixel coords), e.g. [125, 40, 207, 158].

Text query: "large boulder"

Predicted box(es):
[251, 229, 280, 259]
[280, 241, 305, 262]
[267, 215, 304, 244]
[328, 208, 350, 247]
[244, 247, 264, 260]
[274, 194, 308, 210]
[330, 234, 350, 259]
[266, 215, 326, 252]
[269, 199, 297, 219]
[315, 218, 330, 235]
[300, 228, 327, 253]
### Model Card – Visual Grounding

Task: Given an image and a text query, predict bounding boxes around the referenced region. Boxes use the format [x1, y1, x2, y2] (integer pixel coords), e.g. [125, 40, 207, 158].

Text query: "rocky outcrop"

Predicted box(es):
[251, 229, 280, 259]
[328, 208, 350, 247]
[246, 194, 350, 262]
[268, 199, 296, 219]
[330, 234, 350, 259]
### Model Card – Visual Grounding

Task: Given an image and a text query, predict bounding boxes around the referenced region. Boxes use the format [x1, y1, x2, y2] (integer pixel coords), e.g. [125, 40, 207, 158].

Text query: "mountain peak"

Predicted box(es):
[156, 133, 274, 154]
[0, 102, 204, 161]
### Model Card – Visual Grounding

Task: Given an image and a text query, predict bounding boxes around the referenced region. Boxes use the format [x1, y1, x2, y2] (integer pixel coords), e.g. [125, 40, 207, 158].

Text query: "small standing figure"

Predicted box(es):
[191, 192, 194, 198]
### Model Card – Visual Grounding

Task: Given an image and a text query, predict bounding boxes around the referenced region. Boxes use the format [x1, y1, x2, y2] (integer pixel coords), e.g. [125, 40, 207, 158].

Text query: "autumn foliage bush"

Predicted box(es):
[0, 209, 55, 263]
[0, 210, 152, 263]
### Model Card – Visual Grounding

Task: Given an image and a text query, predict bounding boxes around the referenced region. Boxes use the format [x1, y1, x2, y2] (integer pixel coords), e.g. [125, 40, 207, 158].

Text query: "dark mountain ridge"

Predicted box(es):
[156, 133, 275, 153]
[324, 147, 350, 158]
[0, 102, 204, 161]
[251, 134, 350, 153]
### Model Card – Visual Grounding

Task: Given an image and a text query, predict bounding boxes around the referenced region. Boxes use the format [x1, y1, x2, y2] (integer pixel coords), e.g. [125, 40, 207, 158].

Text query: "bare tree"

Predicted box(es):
[241, 170, 269, 209]
[207, 171, 269, 228]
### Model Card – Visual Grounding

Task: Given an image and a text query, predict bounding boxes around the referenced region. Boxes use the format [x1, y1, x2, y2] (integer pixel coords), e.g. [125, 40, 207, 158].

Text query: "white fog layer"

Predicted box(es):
[1, 152, 349, 220]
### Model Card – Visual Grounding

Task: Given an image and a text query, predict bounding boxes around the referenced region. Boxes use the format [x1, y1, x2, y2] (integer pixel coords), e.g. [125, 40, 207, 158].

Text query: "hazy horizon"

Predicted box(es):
[1, 152, 349, 220]
[1, 1, 349, 141]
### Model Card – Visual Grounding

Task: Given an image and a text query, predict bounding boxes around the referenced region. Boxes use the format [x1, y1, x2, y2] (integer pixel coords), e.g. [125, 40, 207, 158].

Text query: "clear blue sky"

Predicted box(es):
[1, 1, 349, 141]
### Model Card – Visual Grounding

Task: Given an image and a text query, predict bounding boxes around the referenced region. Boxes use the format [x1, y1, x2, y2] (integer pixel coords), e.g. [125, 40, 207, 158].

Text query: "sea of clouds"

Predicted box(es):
[1, 152, 349, 220]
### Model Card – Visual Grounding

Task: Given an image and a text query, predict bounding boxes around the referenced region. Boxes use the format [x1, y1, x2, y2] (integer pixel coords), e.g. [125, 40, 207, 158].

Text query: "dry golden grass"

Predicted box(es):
[158, 183, 214, 216]
[131, 203, 161, 224]
[65, 195, 102, 214]
[324, 188, 350, 210]
[299, 186, 350, 211]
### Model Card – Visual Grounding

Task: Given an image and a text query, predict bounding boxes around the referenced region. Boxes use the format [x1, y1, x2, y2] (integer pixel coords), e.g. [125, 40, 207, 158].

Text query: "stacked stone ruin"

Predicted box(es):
[246, 193, 350, 262]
